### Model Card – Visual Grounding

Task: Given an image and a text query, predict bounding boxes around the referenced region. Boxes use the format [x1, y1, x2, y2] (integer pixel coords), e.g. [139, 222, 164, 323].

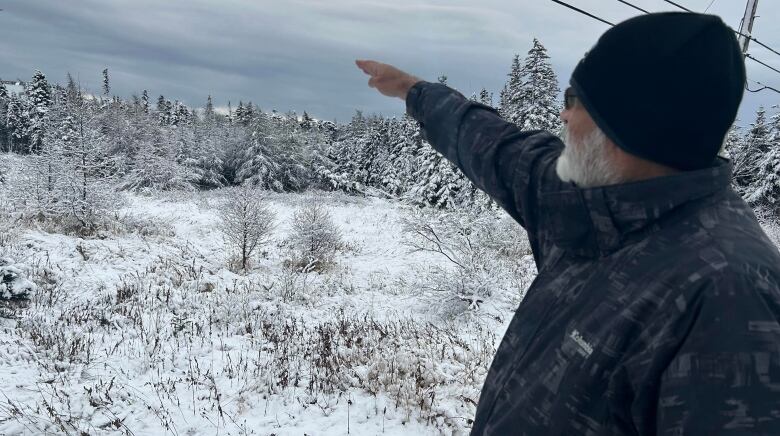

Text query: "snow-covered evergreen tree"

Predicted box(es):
[500, 55, 523, 123]
[244, 102, 256, 124]
[156, 95, 171, 125]
[170, 100, 191, 126]
[724, 122, 748, 192]
[735, 107, 771, 196]
[300, 111, 314, 131]
[0, 84, 8, 151]
[102, 68, 110, 97]
[65, 74, 80, 105]
[379, 115, 420, 196]
[321, 110, 367, 193]
[205, 95, 215, 120]
[6, 94, 27, 153]
[194, 126, 226, 189]
[747, 108, 780, 213]
[517, 39, 562, 133]
[235, 101, 247, 125]
[141, 90, 149, 114]
[479, 88, 493, 108]
[25, 70, 52, 154]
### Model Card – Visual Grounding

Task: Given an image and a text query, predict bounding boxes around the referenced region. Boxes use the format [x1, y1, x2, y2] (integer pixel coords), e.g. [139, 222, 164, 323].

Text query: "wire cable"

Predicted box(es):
[745, 53, 780, 76]
[615, 0, 780, 83]
[549, 0, 614, 26]
[704, 0, 717, 13]
[616, 0, 649, 14]
[746, 79, 780, 94]
[658, 0, 780, 59]
[660, 0, 693, 12]
[550, 0, 780, 94]
[734, 31, 780, 59]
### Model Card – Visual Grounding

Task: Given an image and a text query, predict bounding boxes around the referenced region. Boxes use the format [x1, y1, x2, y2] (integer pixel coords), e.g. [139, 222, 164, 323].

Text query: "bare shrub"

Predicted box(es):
[402, 209, 531, 317]
[285, 202, 343, 271]
[220, 185, 275, 272]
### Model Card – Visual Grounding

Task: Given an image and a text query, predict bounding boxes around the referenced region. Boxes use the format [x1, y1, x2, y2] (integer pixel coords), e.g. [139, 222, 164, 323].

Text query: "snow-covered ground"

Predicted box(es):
[0, 187, 536, 435]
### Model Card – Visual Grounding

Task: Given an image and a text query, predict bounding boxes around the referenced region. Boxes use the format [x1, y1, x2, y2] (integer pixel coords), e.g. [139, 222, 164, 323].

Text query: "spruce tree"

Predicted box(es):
[245, 102, 256, 123]
[65, 74, 80, 106]
[235, 101, 246, 125]
[141, 90, 149, 114]
[479, 87, 493, 107]
[6, 94, 26, 153]
[747, 108, 780, 213]
[736, 107, 771, 195]
[102, 68, 110, 96]
[500, 54, 523, 123]
[517, 39, 562, 133]
[205, 95, 215, 120]
[26, 70, 52, 153]
[0, 84, 8, 151]
[156, 95, 170, 125]
[300, 111, 314, 131]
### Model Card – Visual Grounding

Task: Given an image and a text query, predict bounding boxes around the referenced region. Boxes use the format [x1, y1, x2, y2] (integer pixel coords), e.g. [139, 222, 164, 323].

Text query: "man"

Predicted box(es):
[356, 12, 780, 436]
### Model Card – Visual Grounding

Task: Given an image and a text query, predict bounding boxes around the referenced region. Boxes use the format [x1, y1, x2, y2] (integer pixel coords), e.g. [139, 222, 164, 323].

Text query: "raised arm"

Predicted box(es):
[355, 59, 567, 242]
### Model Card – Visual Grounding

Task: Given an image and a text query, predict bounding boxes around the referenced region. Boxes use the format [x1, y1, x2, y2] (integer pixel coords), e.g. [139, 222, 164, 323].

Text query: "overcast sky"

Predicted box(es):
[0, 0, 778, 125]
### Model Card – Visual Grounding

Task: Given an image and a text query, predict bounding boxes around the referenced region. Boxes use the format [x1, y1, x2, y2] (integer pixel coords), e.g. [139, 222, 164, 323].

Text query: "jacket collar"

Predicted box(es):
[539, 158, 733, 259]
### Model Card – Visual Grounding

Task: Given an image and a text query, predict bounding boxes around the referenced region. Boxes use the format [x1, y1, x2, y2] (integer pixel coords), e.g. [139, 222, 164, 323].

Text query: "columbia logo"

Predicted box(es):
[569, 329, 594, 357]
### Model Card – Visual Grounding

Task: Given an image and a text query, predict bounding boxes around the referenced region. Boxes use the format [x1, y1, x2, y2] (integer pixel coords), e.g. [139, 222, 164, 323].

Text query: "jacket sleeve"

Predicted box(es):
[405, 81, 567, 247]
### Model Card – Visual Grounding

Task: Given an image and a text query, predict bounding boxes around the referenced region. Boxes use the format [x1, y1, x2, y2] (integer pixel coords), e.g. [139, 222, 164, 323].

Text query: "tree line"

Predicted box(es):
[0, 38, 774, 226]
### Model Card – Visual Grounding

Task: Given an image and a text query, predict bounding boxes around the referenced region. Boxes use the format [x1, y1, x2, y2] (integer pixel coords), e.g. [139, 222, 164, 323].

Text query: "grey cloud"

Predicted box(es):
[0, 0, 777, 124]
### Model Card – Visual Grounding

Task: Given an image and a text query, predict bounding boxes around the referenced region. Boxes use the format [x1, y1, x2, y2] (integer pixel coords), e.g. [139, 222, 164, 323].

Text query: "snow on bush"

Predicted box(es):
[0, 258, 35, 316]
[6, 151, 123, 236]
[220, 185, 275, 272]
[0, 259, 34, 301]
[402, 208, 535, 318]
[285, 202, 344, 272]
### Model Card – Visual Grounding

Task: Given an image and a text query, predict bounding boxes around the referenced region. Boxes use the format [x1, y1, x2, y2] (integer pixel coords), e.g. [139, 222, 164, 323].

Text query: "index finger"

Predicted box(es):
[355, 59, 380, 76]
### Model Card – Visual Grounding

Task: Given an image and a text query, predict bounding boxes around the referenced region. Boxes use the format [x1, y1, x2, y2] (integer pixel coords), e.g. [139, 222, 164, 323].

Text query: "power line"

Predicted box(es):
[614, 0, 780, 85]
[734, 30, 780, 59]
[660, 0, 693, 12]
[704, 0, 717, 13]
[550, 0, 780, 94]
[549, 0, 614, 26]
[745, 53, 780, 76]
[660, 0, 780, 59]
[616, 0, 649, 14]
[746, 79, 780, 94]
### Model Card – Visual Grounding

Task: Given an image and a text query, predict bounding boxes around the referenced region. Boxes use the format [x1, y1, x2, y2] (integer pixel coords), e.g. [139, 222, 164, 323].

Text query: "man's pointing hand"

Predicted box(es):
[355, 59, 422, 101]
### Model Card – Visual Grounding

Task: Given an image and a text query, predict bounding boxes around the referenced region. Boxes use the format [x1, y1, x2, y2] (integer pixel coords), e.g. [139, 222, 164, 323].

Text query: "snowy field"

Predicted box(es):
[2, 152, 779, 435]
[0, 174, 537, 435]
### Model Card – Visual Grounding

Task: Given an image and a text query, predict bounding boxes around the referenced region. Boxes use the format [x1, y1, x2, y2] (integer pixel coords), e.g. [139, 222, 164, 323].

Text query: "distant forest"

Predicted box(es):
[0, 38, 777, 223]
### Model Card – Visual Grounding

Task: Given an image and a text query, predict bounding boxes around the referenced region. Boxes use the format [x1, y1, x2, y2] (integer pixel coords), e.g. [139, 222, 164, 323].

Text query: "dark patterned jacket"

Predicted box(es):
[406, 81, 780, 435]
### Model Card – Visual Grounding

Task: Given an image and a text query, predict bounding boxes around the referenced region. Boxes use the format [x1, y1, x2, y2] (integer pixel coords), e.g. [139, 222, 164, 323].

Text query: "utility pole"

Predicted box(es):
[738, 0, 759, 54]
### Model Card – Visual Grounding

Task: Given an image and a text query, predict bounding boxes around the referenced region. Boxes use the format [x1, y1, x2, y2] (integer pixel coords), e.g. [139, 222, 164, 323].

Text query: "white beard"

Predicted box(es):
[555, 126, 624, 188]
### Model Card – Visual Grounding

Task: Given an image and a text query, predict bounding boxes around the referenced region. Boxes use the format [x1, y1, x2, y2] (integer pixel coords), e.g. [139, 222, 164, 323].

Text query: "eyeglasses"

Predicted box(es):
[564, 87, 577, 110]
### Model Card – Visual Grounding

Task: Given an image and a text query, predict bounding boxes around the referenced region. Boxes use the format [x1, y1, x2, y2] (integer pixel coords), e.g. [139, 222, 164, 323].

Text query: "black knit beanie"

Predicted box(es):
[570, 12, 746, 170]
